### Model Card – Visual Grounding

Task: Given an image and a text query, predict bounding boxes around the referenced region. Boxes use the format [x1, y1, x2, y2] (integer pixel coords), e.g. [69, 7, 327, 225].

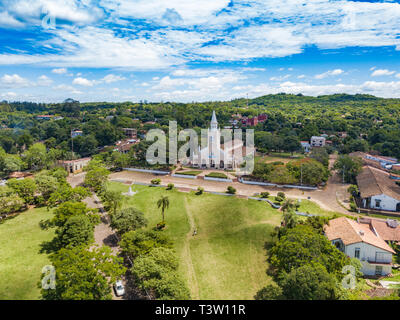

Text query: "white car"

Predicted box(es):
[114, 280, 125, 297]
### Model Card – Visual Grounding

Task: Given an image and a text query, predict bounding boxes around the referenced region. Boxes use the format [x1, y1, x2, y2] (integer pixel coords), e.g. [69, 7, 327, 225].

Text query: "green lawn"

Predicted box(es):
[176, 171, 202, 176]
[255, 152, 304, 164]
[109, 181, 283, 300]
[205, 172, 229, 179]
[0, 208, 55, 300]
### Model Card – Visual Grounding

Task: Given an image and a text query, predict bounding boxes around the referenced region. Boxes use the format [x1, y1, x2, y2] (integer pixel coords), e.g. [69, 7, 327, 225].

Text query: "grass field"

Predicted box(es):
[109, 182, 339, 299]
[255, 152, 304, 164]
[0, 208, 54, 300]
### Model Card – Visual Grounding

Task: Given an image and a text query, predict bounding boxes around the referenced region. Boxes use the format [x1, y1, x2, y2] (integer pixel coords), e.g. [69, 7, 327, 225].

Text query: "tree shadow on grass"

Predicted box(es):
[39, 237, 61, 254]
[39, 219, 54, 230]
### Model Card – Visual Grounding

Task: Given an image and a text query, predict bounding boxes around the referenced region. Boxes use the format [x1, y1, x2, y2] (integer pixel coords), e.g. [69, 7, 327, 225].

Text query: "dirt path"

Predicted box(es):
[67, 172, 122, 300]
[181, 197, 200, 300]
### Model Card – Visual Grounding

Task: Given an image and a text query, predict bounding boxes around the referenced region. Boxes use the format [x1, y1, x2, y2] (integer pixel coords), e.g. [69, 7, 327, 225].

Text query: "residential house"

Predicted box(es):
[324, 217, 395, 276]
[60, 158, 91, 175]
[310, 136, 326, 147]
[36, 115, 53, 120]
[356, 166, 400, 212]
[71, 130, 83, 138]
[122, 128, 137, 139]
[114, 139, 138, 154]
[358, 217, 400, 244]
[300, 141, 311, 153]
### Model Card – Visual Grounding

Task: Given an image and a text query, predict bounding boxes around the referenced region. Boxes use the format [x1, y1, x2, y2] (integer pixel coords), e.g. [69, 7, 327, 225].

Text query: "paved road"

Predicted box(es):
[111, 169, 351, 215]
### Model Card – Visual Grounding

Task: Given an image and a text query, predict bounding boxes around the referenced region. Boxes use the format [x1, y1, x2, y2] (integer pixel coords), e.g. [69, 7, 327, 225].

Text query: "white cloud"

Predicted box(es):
[0, 74, 29, 88]
[52, 68, 67, 74]
[0, 11, 24, 28]
[101, 74, 126, 83]
[315, 69, 344, 79]
[37, 75, 53, 86]
[371, 69, 396, 77]
[73, 77, 94, 86]
[270, 75, 290, 81]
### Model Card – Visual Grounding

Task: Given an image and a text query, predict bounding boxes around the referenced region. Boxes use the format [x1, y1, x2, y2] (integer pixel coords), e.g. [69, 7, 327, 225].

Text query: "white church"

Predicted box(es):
[187, 111, 253, 170]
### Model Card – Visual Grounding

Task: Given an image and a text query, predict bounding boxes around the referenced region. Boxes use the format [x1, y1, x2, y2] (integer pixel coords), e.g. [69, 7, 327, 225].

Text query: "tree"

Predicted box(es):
[132, 247, 190, 300]
[269, 225, 348, 276]
[101, 189, 123, 215]
[157, 196, 170, 224]
[347, 185, 359, 196]
[41, 245, 126, 300]
[110, 207, 147, 235]
[281, 199, 299, 213]
[254, 284, 283, 300]
[310, 147, 329, 167]
[56, 215, 94, 248]
[24, 143, 49, 171]
[6, 178, 36, 204]
[47, 185, 90, 208]
[0, 186, 25, 215]
[120, 230, 173, 259]
[51, 201, 100, 227]
[35, 172, 59, 203]
[333, 155, 363, 184]
[279, 263, 341, 300]
[3, 154, 23, 174]
[84, 166, 110, 192]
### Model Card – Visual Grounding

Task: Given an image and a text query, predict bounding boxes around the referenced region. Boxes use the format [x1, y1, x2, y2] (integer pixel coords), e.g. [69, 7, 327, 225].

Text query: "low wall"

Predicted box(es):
[206, 191, 235, 197]
[204, 176, 233, 182]
[123, 168, 170, 175]
[172, 174, 198, 179]
[239, 178, 318, 190]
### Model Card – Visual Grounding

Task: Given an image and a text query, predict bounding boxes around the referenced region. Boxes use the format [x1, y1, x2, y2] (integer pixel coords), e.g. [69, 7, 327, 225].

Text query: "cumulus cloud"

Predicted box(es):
[315, 69, 344, 79]
[371, 69, 396, 77]
[52, 68, 67, 74]
[101, 74, 126, 83]
[0, 74, 29, 88]
[73, 77, 94, 86]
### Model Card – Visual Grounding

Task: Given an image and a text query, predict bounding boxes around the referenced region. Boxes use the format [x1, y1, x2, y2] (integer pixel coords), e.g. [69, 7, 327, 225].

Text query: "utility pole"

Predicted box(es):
[342, 165, 345, 184]
[300, 163, 303, 185]
[246, 93, 249, 108]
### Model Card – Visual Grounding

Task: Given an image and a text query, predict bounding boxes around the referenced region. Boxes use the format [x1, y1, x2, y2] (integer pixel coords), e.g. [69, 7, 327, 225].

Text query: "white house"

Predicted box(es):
[356, 166, 400, 212]
[189, 111, 253, 169]
[300, 141, 311, 153]
[324, 217, 395, 276]
[310, 136, 326, 147]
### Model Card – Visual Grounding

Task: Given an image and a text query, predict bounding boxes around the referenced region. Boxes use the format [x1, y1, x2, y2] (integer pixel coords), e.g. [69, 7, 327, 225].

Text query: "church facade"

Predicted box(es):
[187, 111, 252, 170]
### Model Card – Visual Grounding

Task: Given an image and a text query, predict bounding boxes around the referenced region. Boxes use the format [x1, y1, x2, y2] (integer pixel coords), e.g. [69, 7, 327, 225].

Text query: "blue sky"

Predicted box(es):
[1, 0, 400, 102]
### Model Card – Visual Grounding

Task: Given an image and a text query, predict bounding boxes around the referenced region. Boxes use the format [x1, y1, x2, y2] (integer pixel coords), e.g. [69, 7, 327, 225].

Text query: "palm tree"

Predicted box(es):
[157, 196, 170, 223]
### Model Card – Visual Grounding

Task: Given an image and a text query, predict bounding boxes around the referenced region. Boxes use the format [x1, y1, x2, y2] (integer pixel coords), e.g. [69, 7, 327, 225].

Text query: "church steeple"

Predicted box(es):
[210, 110, 218, 130]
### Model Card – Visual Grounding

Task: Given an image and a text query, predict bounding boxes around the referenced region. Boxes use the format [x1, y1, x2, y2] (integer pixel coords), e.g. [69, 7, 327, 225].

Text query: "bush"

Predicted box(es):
[227, 186, 236, 194]
[195, 187, 204, 195]
[275, 196, 284, 203]
[260, 192, 270, 198]
[166, 183, 174, 190]
[277, 192, 286, 199]
[151, 178, 161, 185]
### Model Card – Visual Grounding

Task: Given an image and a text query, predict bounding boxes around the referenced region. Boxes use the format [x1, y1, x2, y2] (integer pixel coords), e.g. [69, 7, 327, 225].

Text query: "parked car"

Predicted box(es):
[114, 280, 125, 297]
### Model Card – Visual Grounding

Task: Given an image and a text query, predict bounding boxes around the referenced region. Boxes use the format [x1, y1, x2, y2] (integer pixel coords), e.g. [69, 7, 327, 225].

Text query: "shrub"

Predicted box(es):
[166, 183, 174, 190]
[151, 178, 161, 185]
[277, 192, 286, 199]
[196, 187, 204, 195]
[260, 192, 270, 198]
[227, 186, 236, 194]
[275, 196, 284, 203]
